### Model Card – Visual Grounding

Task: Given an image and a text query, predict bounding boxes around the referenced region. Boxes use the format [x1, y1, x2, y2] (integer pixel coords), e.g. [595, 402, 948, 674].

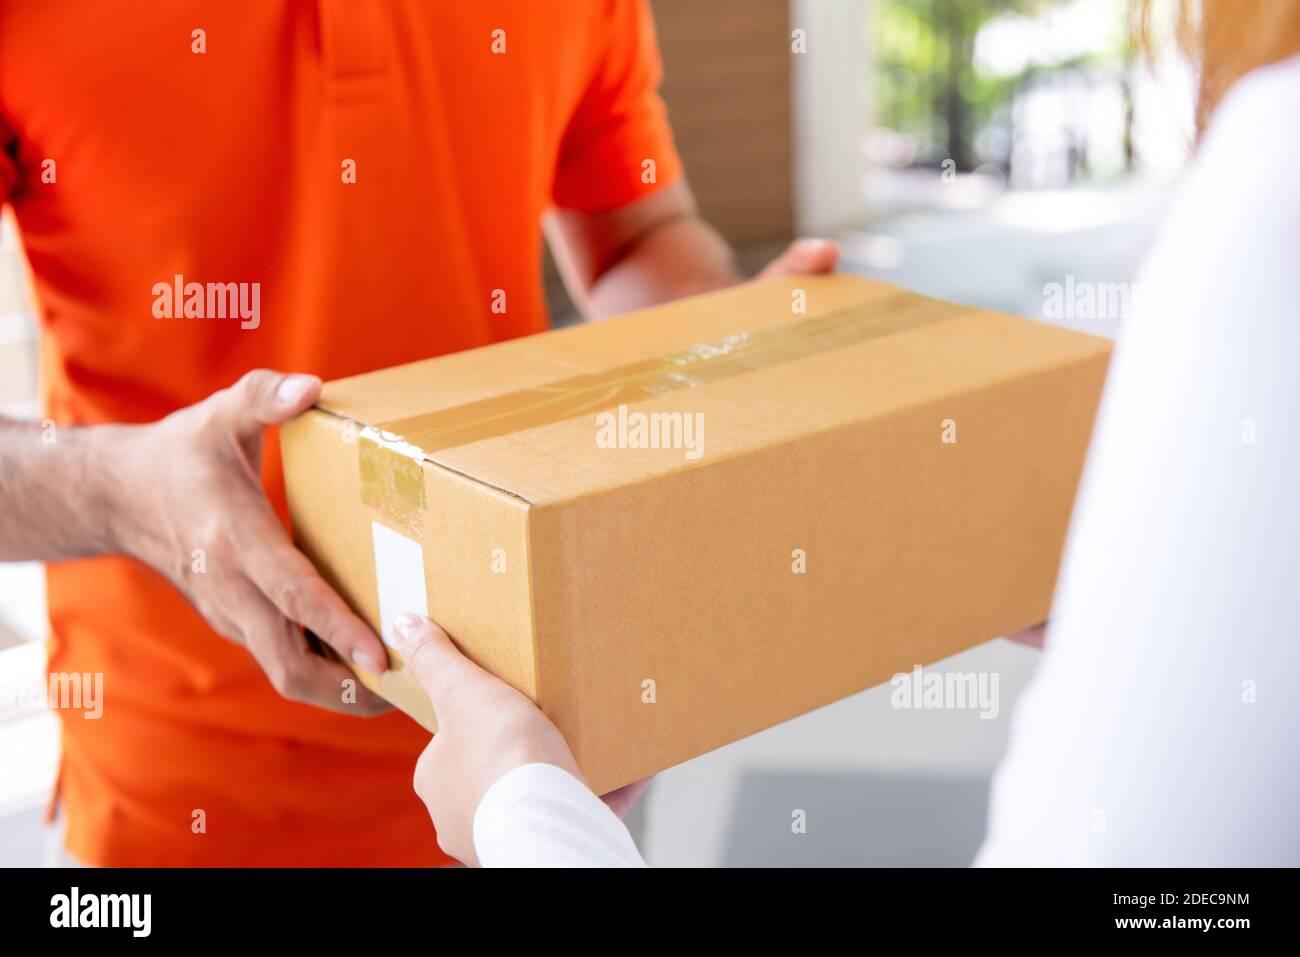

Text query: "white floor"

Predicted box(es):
[0, 642, 58, 866]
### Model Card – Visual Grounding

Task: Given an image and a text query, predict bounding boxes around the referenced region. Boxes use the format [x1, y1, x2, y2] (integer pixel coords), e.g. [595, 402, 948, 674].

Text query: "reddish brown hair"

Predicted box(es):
[1138, 0, 1300, 132]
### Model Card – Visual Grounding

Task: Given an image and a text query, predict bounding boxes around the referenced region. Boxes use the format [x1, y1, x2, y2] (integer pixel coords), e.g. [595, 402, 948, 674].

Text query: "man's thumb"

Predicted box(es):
[223, 369, 321, 436]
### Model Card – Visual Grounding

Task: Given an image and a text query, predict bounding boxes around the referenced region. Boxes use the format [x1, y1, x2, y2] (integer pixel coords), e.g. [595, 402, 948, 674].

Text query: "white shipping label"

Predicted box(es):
[371, 520, 429, 648]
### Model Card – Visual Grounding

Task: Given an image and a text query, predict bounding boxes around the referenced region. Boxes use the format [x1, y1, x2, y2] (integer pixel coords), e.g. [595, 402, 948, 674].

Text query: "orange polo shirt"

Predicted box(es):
[0, 0, 680, 866]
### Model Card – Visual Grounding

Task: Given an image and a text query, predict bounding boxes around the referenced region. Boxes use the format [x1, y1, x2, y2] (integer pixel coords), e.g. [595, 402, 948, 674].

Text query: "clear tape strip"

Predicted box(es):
[358, 289, 967, 527]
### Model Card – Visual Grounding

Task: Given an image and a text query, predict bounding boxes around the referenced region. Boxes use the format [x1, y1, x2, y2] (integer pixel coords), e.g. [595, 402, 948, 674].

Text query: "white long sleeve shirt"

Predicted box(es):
[473, 763, 646, 867]
[472, 55, 1300, 869]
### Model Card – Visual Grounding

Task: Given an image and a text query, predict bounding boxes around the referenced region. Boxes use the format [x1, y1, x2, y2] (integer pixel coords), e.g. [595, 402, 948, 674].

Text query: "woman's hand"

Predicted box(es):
[1006, 623, 1047, 648]
[395, 613, 646, 865]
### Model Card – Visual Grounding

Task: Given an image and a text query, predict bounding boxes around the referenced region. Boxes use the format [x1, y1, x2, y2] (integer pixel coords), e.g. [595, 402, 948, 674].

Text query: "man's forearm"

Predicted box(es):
[545, 180, 744, 322]
[547, 179, 835, 324]
[581, 211, 742, 319]
[0, 416, 125, 562]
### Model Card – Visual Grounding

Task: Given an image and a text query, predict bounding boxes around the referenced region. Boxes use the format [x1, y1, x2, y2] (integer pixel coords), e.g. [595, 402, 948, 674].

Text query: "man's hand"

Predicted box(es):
[107, 369, 391, 713]
[755, 237, 841, 280]
[395, 613, 633, 866]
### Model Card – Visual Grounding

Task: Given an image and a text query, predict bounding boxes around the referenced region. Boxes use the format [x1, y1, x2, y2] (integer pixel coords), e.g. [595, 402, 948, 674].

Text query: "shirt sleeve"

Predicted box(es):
[550, 0, 683, 214]
[976, 59, 1300, 867]
[473, 763, 648, 867]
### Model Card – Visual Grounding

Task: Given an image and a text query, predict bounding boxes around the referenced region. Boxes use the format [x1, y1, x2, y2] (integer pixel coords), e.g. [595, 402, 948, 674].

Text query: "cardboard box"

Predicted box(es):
[281, 275, 1110, 794]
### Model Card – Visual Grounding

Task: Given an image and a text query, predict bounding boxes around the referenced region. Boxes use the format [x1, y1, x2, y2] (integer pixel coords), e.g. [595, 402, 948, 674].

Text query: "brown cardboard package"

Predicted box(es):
[281, 274, 1110, 794]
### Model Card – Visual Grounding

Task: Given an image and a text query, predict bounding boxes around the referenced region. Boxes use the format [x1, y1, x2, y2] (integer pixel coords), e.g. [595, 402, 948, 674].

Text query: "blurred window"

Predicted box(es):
[870, 0, 1194, 192]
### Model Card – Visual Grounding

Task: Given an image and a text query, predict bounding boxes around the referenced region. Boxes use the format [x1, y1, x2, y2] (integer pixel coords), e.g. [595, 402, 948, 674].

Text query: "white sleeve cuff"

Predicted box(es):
[472, 763, 648, 868]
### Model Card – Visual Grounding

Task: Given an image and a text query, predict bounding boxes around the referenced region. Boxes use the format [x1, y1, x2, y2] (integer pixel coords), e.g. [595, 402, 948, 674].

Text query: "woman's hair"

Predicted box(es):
[1139, 0, 1300, 132]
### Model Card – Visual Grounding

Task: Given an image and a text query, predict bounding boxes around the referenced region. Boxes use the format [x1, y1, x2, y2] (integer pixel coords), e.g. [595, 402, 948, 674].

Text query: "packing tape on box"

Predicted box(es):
[359, 428, 429, 538]
[359, 289, 967, 535]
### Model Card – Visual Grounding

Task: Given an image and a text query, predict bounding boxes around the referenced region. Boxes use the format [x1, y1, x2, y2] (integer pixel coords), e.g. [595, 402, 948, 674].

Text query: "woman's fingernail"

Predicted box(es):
[392, 613, 425, 642]
[351, 648, 386, 674]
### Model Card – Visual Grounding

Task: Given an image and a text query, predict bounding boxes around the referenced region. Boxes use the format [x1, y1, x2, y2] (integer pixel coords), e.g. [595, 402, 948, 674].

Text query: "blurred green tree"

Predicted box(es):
[876, 0, 1133, 179]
